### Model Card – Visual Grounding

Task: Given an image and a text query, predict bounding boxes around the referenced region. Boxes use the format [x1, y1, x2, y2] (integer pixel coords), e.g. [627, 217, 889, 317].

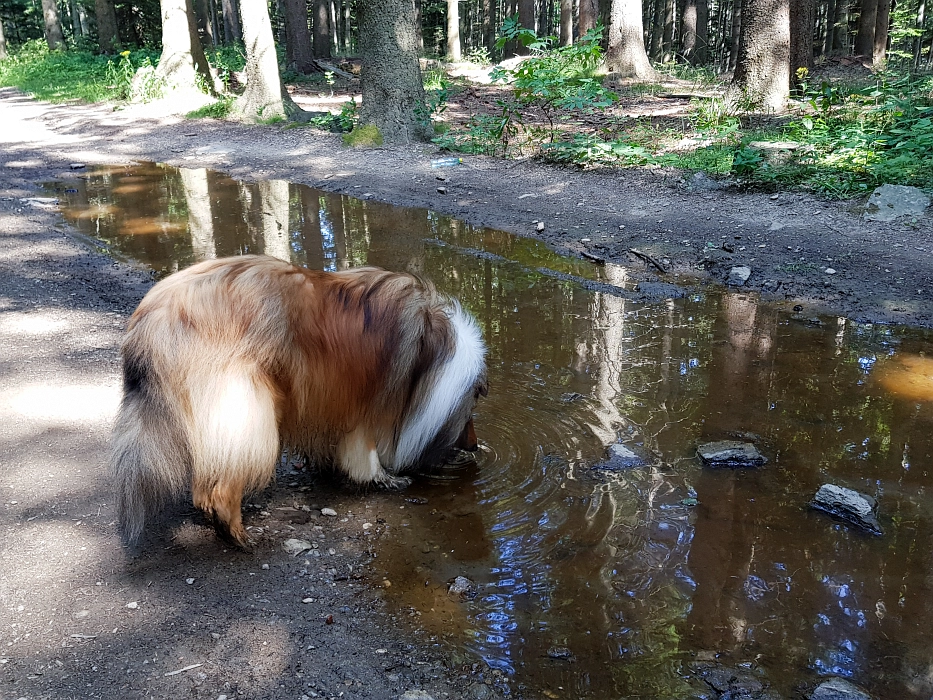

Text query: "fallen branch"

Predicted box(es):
[314, 61, 354, 80]
[164, 663, 203, 677]
[628, 248, 667, 273]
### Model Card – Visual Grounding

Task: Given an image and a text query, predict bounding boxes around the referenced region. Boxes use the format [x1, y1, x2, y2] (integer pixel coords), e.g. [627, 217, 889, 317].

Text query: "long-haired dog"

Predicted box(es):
[112, 255, 487, 548]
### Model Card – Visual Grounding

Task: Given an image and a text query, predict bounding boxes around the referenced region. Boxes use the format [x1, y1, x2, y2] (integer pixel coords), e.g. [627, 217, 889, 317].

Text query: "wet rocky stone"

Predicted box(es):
[634, 281, 687, 299]
[727, 266, 752, 286]
[697, 441, 767, 468]
[546, 646, 574, 661]
[400, 691, 436, 700]
[283, 538, 314, 555]
[810, 484, 883, 536]
[592, 443, 652, 471]
[448, 576, 477, 599]
[691, 662, 780, 700]
[809, 677, 873, 700]
[863, 184, 930, 222]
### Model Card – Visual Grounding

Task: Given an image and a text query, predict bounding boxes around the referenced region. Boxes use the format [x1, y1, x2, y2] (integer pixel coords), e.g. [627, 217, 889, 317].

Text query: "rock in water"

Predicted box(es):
[592, 443, 651, 472]
[697, 441, 767, 468]
[448, 576, 477, 599]
[727, 266, 752, 286]
[863, 184, 930, 222]
[810, 677, 873, 700]
[810, 484, 883, 536]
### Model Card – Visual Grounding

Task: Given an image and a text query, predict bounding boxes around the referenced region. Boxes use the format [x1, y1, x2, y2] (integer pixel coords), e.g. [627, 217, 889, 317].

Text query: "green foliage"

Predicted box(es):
[343, 123, 383, 147]
[306, 99, 358, 133]
[730, 146, 765, 175]
[206, 44, 246, 89]
[186, 97, 234, 119]
[0, 40, 157, 103]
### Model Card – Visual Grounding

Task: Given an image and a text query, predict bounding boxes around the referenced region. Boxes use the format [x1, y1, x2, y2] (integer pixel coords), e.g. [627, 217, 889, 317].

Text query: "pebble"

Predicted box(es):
[810, 484, 883, 536]
[436, 186, 447, 194]
[185, 578, 195, 584]
[536, 222, 545, 231]
[697, 441, 767, 468]
[362, 522, 373, 530]
[125, 602, 138, 609]
[727, 266, 752, 286]
[69, 163, 86, 169]
[448, 576, 477, 599]
[283, 538, 314, 555]
[546, 646, 574, 661]
[400, 691, 435, 700]
[810, 677, 873, 700]
[261, 563, 269, 570]
[321, 507, 337, 517]
[302, 597, 314, 604]
[825, 268, 836, 274]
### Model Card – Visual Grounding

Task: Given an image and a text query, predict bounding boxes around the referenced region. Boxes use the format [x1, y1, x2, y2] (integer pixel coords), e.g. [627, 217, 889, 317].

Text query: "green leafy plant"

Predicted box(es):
[730, 146, 765, 175]
[187, 97, 234, 119]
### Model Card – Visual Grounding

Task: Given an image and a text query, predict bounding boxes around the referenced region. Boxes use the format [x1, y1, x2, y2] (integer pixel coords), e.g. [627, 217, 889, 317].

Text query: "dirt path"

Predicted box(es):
[0, 86, 931, 700]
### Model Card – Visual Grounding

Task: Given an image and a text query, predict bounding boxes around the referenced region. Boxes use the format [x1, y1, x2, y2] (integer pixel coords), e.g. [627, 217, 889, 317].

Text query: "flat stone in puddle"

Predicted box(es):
[810, 484, 883, 536]
[697, 441, 767, 468]
[810, 677, 874, 700]
[592, 443, 652, 471]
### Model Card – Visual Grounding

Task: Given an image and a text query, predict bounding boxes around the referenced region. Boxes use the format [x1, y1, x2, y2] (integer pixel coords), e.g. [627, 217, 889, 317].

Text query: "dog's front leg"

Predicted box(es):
[338, 426, 412, 489]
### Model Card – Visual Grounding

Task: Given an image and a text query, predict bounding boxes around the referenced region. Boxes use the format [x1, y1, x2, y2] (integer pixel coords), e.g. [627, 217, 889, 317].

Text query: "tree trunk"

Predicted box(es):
[579, 0, 598, 33]
[854, 0, 876, 56]
[872, 0, 889, 63]
[695, 0, 708, 62]
[284, 0, 314, 72]
[483, 0, 496, 55]
[95, 0, 120, 52]
[517, 0, 535, 54]
[727, 0, 789, 111]
[181, 168, 216, 260]
[259, 180, 292, 261]
[222, 0, 241, 43]
[821, 0, 836, 56]
[914, 0, 926, 68]
[42, 0, 66, 50]
[605, 0, 658, 79]
[789, 0, 814, 82]
[358, 0, 432, 143]
[682, 0, 698, 59]
[69, 0, 87, 38]
[236, 0, 307, 120]
[195, 0, 215, 47]
[728, 0, 742, 70]
[447, 0, 462, 60]
[650, 0, 664, 59]
[559, 0, 573, 44]
[313, 0, 332, 58]
[0, 19, 7, 60]
[831, 0, 847, 51]
[155, 0, 215, 95]
[662, 0, 675, 61]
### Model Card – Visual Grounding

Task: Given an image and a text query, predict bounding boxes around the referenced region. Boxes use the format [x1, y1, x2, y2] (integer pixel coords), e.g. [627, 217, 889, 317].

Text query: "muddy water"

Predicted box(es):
[48, 164, 933, 698]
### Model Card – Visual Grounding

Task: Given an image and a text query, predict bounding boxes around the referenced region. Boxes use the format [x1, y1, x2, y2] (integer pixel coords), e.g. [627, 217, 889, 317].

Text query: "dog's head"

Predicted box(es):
[453, 374, 489, 452]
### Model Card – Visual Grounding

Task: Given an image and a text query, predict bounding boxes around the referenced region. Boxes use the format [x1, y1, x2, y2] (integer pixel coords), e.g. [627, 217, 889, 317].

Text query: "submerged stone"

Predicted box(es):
[810, 484, 883, 536]
[810, 677, 873, 700]
[592, 443, 652, 471]
[697, 441, 767, 468]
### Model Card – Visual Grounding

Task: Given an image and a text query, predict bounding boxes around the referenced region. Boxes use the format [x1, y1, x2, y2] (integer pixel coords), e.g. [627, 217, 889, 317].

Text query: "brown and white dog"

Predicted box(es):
[112, 255, 487, 548]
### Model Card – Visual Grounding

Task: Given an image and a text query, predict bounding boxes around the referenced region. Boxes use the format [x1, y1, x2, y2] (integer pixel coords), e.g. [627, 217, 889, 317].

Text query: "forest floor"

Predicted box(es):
[0, 80, 932, 700]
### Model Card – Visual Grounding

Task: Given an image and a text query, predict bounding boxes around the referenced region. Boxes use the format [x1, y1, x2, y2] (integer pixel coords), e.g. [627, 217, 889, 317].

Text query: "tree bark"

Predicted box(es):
[483, 0, 496, 55]
[854, 0, 877, 56]
[728, 0, 742, 70]
[195, 0, 215, 48]
[155, 0, 215, 95]
[70, 0, 87, 38]
[181, 168, 216, 260]
[259, 180, 292, 261]
[313, 0, 332, 58]
[682, 0, 698, 59]
[447, 0, 462, 60]
[95, 0, 120, 52]
[727, 0, 790, 111]
[789, 0, 814, 82]
[221, 0, 241, 43]
[284, 0, 314, 72]
[872, 0, 889, 63]
[695, 0, 709, 62]
[236, 0, 307, 120]
[0, 19, 7, 60]
[662, 0, 675, 61]
[42, 0, 66, 50]
[606, 0, 658, 79]
[831, 0, 847, 51]
[579, 0, 598, 34]
[914, 0, 926, 68]
[559, 0, 574, 44]
[517, 0, 536, 54]
[358, 0, 432, 143]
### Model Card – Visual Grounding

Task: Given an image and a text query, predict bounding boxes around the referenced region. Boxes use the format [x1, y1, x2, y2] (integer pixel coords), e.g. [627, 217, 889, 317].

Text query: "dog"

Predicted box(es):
[111, 255, 487, 548]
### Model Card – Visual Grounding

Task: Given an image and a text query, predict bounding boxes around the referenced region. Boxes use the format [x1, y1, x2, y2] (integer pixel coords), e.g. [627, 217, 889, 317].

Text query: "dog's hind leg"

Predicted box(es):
[189, 367, 281, 548]
[338, 426, 411, 489]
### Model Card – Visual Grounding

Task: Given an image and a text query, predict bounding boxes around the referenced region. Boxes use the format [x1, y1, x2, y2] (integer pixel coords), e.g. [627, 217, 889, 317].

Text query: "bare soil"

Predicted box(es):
[0, 83, 931, 700]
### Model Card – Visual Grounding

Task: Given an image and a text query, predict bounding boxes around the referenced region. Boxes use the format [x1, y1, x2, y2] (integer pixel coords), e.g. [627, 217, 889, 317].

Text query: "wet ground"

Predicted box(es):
[35, 163, 933, 698]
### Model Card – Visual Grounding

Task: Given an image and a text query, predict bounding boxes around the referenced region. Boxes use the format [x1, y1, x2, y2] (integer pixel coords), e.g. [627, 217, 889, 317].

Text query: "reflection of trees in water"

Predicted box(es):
[180, 168, 215, 260]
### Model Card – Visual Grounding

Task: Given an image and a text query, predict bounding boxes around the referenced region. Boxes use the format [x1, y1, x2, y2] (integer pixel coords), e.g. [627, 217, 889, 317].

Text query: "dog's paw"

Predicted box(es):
[376, 474, 412, 490]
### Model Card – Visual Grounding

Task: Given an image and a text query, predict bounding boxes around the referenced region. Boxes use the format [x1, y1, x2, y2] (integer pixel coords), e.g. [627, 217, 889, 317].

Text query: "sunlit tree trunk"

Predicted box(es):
[95, 0, 119, 52]
[70, 0, 89, 38]
[727, 0, 789, 112]
[221, 0, 241, 43]
[0, 19, 7, 59]
[181, 168, 216, 260]
[914, 0, 926, 68]
[313, 0, 331, 58]
[517, 0, 535, 53]
[605, 0, 658, 80]
[259, 180, 292, 261]
[873, 0, 890, 63]
[284, 0, 314, 72]
[155, 0, 215, 95]
[682, 0, 699, 59]
[42, 0, 66, 50]
[447, 0, 462, 60]
[560, 0, 573, 44]
[236, 0, 308, 120]
[358, 0, 432, 143]
[579, 0, 598, 34]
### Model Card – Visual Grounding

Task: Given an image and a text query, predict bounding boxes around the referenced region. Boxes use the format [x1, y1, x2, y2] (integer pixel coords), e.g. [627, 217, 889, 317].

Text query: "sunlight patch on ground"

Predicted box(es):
[4, 383, 120, 424]
[0, 311, 70, 335]
[876, 354, 933, 402]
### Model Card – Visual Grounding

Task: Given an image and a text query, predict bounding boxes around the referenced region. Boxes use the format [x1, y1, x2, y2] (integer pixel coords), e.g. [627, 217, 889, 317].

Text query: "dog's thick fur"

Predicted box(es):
[112, 255, 487, 548]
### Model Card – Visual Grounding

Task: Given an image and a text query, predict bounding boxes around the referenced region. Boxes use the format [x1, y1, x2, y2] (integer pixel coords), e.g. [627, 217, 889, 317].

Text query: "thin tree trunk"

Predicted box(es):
[0, 18, 7, 59]
[579, 0, 598, 33]
[682, 0, 698, 59]
[727, 0, 789, 111]
[560, 0, 573, 44]
[855, 0, 876, 56]
[517, 0, 535, 53]
[222, 0, 241, 43]
[69, 0, 86, 38]
[155, 0, 215, 95]
[650, 0, 664, 59]
[914, 0, 926, 68]
[605, 0, 658, 79]
[831, 0, 847, 51]
[873, 0, 889, 63]
[483, 0, 496, 55]
[358, 0, 432, 143]
[95, 0, 120, 52]
[181, 168, 216, 260]
[42, 0, 66, 50]
[284, 0, 313, 71]
[329, 0, 338, 54]
[695, 0, 708, 62]
[447, 0, 462, 59]
[313, 0, 332, 58]
[343, 0, 351, 51]
[790, 0, 814, 82]
[662, 0, 675, 61]
[195, 0, 215, 47]
[822, 0, 836, 56]
[728, 0, 741, 70]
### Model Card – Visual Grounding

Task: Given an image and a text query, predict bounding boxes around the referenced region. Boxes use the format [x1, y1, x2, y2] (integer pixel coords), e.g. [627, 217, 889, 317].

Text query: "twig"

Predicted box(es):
[628, 247, 667, 273]
[164, 663, 202, 677]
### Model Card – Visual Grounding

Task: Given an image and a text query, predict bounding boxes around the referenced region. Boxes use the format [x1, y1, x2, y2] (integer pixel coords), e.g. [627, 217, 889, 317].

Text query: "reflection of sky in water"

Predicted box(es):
[318, 205, 336, 272]
[813, 576, 867, 678]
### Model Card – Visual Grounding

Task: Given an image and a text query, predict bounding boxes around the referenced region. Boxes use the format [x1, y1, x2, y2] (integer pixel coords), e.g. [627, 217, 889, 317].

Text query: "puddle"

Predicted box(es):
[48, 164, 933, 698]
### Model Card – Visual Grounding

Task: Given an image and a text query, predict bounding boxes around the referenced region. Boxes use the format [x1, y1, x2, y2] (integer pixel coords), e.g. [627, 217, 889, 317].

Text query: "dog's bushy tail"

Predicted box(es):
[111, 351, 191, 547]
